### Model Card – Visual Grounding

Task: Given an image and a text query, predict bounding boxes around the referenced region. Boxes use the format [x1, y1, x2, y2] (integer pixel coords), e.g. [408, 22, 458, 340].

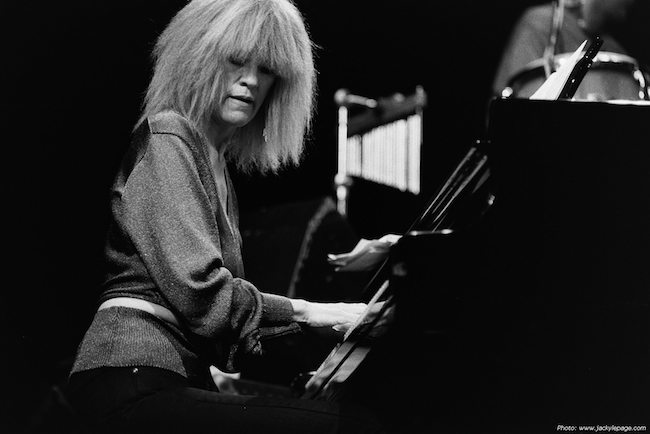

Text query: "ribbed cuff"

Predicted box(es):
[260, 292, 295, 325]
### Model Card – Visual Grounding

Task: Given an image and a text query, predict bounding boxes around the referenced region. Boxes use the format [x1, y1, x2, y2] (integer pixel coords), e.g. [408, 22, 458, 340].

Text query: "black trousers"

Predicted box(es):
[66, 367, 386, 434]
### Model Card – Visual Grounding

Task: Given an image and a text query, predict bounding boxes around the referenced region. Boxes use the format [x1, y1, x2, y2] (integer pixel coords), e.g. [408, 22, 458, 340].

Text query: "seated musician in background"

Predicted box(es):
[65, 0, 385, 432]
[492, 0, 639, 97]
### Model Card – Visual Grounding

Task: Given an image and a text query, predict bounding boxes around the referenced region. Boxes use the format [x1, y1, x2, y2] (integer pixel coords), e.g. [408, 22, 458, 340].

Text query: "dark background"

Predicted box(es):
[3, 0, 649, 432]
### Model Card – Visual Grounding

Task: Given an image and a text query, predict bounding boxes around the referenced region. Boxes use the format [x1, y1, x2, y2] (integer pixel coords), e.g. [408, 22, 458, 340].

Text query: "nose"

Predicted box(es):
[239, 65, 259, 88]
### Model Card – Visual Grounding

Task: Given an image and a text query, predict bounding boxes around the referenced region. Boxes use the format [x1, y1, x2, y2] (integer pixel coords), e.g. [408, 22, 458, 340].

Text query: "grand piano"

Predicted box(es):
[305, 97, 650, 433]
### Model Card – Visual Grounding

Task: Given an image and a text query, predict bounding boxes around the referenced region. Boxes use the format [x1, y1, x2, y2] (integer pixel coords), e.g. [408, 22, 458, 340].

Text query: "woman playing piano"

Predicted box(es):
[65, 0, 384, 432]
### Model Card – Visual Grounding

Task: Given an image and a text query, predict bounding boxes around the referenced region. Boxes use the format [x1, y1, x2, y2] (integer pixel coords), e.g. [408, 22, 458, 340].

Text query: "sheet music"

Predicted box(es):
[530, 40, 587, 100]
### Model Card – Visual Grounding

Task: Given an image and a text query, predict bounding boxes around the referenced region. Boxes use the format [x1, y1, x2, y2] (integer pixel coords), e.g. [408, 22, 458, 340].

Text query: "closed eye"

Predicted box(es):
[228, 56, 245, 67]
[259, 65, 276, 76]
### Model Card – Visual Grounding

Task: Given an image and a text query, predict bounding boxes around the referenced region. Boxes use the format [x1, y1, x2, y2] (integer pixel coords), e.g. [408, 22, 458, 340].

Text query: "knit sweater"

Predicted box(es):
[71, 111, 300, 379]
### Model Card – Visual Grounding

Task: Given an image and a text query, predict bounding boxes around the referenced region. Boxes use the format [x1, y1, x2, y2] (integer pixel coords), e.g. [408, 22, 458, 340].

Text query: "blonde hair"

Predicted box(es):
[138, 0, 316, 173]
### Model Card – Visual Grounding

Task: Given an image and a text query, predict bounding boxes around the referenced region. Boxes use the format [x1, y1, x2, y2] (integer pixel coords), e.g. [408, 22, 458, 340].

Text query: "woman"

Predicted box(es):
[66, 0, 383, 432]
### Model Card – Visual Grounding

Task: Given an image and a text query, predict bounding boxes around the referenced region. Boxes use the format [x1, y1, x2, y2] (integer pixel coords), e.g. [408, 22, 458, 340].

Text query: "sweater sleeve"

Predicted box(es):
[116, 132, 297, 365]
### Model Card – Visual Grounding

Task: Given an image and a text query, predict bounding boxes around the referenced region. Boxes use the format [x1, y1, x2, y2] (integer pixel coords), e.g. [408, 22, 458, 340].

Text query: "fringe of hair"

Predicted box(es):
[137, 0, 316, 173]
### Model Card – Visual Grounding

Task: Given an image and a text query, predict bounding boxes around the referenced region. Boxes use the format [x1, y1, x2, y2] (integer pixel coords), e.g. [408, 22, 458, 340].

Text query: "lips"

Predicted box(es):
[229, 95, 254, 104]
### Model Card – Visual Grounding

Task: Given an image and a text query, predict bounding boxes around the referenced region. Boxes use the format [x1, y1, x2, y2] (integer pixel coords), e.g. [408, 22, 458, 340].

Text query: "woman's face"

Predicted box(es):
[213, 58, 276, 131]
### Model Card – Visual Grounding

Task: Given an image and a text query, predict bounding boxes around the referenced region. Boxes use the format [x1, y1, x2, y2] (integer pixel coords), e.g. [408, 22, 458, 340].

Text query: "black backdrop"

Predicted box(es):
[4, 0, 649, 431]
